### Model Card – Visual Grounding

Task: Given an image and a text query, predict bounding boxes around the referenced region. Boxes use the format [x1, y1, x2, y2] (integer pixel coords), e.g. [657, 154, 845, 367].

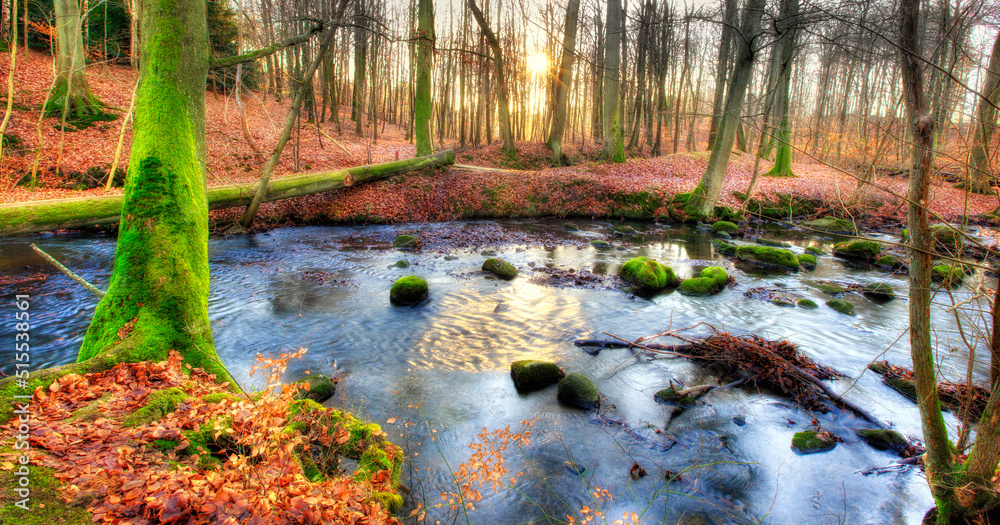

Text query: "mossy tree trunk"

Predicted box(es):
[413, 0, 434, 157]
[602, 0, 625, 163]
[966, 30, 1000, 195]
[902, 1, 1000, 521]
[47, 0, 104, 118]
[544, 0, 580, 165]
[685, 0, 766, 220]
[77, 0, 229, 381]
[762, 0, 798, 178]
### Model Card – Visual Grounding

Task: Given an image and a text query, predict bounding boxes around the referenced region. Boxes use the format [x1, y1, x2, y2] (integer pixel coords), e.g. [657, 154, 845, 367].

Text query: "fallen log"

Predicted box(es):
[0, 149, 456, 236]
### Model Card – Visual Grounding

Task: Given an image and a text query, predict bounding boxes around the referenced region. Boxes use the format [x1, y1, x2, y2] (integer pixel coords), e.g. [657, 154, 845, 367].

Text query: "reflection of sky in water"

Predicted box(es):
[1, 220, 990, 523]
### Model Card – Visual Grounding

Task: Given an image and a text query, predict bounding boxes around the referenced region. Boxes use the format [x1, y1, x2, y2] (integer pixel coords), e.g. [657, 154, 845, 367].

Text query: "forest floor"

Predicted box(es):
[3, 49, 999, 235]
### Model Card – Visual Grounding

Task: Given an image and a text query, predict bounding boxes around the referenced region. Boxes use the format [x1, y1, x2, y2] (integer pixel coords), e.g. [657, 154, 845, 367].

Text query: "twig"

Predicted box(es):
[30, 243, 105, 299]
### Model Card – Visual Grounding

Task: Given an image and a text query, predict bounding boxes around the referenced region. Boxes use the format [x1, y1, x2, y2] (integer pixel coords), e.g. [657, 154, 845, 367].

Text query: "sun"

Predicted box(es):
[526, 51, 549, 76]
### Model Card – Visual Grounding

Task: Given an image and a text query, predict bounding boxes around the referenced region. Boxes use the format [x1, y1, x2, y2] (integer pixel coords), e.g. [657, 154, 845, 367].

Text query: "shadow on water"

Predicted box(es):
[2, 219, 992, 523]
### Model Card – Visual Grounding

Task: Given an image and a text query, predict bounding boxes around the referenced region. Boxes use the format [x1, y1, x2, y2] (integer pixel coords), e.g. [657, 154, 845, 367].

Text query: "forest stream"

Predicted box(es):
[2, 219, 992, 524]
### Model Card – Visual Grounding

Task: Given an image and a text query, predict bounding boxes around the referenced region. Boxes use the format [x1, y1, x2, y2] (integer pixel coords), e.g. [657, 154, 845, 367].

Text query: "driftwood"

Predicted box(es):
[869, 361, 990, 419]
[0, 149, 456, 236]
[576, 331, 886, 428]
[30, 243, 105, 298]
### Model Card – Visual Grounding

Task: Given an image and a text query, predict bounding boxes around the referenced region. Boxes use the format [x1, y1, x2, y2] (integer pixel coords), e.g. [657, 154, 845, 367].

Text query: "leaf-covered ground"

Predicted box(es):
[3, 49, 999, 232]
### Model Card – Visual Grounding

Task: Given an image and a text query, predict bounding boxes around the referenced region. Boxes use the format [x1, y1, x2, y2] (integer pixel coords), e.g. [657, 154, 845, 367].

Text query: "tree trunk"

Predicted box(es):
[467, 0, 514, 154]
[707, 0, 737, 150]
[1, 150, 456, 237]
[684, 0, 765, 220]
[762, 0, 798, 178]
[76, 0, 228, 380]
[544, 0, 581, 165]
[602, 0, 625, 162]
[966, 31, 1000, 195]
[47, 0, 104, 118]
[413, 0, 434, 156]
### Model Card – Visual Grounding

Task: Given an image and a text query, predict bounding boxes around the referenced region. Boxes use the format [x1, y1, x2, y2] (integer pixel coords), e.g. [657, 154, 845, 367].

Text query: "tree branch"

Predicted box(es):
[210, 23, 323, 70]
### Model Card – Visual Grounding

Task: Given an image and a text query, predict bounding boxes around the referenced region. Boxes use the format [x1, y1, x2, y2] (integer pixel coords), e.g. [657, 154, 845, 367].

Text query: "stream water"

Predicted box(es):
[2, 219, 994, 524]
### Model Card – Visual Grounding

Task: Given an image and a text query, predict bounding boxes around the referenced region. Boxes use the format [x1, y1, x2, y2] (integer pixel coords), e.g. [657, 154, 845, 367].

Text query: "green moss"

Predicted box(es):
[742, 192, 817, 219]
[863, 283, 896, 302]
[393, 234, 418, 250]
[679, 277, 719, 296]
[796, 298, 818, 309]
[153, 439, 180, 451]
[620, 257, 678, 290]
[0, 462, 92, 524]
[771, 296, 796, 307]
[713, 205, 743, 222]
[804, 246, 825, 256]
[833, 240, 881, 261]
[735, 245, 799, 270]
[389, 276, 428, 305]
[826, 298, 855, 316]
[612, 225, 638, 236]
[672, 192, 692, 204]
[298, 454, 324, 482]
[856, 429, 908, 453]
[797, 254, 817, 269]
[711, 221, 738, 234]
[607, 190, 661, 219]
[122, 387, 189, 427]
[801, 217, 856, 235]
[932, 264, 964, 287]
[756, 237, 792, 248]
[791, 430, 837, 454]
[654, 386, 697, 407]
[557, 373, 599, 409]
[482, 258, 518, 280]
[805, 280, 847, 294]
[0, 356, 120, 424]
[203, 392, 240, 404]
[885, 377, 917, 400]
[930, 224, 963, 252]
[875, 255, 897, 267]
[562, 222, 579, 231]
[372, 491, 404, 514]
[713, 239, 738, 256]
[701, 266, 728, 288]
[591, 240, 611, 249]
[293, 374, 336, 403]
[392, 260, 409, 268]
[510, 360, 563, 392]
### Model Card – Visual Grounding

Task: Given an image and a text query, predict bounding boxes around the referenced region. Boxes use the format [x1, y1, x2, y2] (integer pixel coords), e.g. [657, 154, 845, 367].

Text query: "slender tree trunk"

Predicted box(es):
[762, 0, 798, 178]
[413, 0, 434, 156]
[966, 31, 1000, 195]
[544, 0, 580, 165]
[707, 0, 737, 150]
[603, 0, 625, 162]
[684, 0, 765, 219]
[468, 0, 514, 153]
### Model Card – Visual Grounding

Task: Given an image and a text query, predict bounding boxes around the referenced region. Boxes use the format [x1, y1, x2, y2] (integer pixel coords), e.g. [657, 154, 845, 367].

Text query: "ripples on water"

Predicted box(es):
[1, 220, 991, 524]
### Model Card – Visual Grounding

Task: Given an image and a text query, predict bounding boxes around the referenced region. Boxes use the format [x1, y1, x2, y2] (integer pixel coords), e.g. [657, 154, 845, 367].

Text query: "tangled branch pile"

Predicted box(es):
[869, 361, 990, 418]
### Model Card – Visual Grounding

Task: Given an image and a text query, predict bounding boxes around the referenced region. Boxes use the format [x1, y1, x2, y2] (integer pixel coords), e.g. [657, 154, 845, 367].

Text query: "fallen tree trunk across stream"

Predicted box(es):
[0, 149, 456, 236]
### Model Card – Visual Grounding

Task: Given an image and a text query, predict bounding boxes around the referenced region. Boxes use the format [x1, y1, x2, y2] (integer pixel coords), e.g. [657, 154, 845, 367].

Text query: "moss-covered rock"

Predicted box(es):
[756, 237, 793, 248]
[483, 258, 518, 280]
[805, 280, 847, 294]
[612, 225, 637, 237]
[391, 260, 409, 268]
[735, 245, 799, 270]
[826, 298, 855, 316]
[701, 266, 728, 288]
[797, 254, 817, 269]
[791, 430, 837, 454]
[389, 276, 428, 305]
[713, 239, 738, 256]
[796, 298, 818, 309]
[930, 224, 963, 252]
[654, 386, 698, 408]
[771, 296, 796, 307]
[932, 264, 964, 287]
[557, 373, 599, 409]
[833, 240, 881, 261]
[679, 277, 719, 296]
[620, 257, 678, 290]
[863, 283, 896, 302]
[293, 374, 336, 403]
[804, 246, 825, 256]
[393, 234, 418, 250]
[562, 222, 579, 231]
[856, 428, 908, 453]
[711, 221, 738, 234]
[510, 360, 563, 392]
[801, 217, 856, 235]
[591, 240, 611, 249]
[122, 387, 189, 427]
[875, 255, 897, 268]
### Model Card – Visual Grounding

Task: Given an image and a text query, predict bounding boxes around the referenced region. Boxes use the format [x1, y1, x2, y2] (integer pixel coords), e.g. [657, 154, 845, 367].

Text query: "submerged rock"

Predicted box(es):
[796, 298, 818, 309]
[294, 374, 336, 403]
[805, 279, 848, 294]
[735, 245, 799, 270]
[562, 222, 579, 231]
[797, 254, 817, 270]
[801, 216, 856, 235]
[833, 240, 881, 261]
[856, 428, 908, 453]
[756, 237, 793, 248]
[804, 246, 825, 256]
[654, 385, 698, 408]
[389, 276, 428, 305]
[678, 267, 727, 296]
[557, 373, 599, 409]
[620, 256, 679, 290]
[792, 430, 838, 454]
[826, 298, 855, 315]
[591, 240, 611, 249]
[391, 260, 410, 268]
[483, 258, 518, 280]
[510, 360, 563, 392]
[394, 234, 418, 250]
[930, 224, 963, 252]
[932, 264, 965, 287]
[612, 225, 637, 237]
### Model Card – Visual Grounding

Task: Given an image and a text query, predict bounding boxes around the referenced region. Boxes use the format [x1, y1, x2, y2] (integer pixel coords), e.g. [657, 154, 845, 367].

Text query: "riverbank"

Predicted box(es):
[3, 50, 998, 239]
